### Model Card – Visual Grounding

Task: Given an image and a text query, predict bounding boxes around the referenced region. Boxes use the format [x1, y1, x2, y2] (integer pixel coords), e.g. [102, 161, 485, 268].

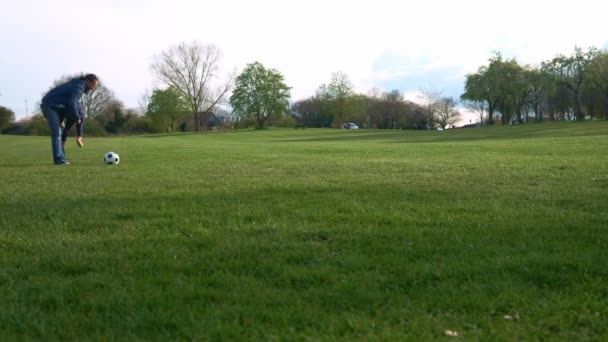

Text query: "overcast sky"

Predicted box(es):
[1, 0, 607, 119]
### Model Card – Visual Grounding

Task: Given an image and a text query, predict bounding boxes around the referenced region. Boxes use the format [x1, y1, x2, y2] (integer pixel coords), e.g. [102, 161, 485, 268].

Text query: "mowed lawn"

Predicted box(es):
[1, 122, 607, 340]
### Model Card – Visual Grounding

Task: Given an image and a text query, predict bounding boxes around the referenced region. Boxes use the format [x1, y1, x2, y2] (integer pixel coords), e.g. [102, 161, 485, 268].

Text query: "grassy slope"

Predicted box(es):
[0, 121, 607, 340]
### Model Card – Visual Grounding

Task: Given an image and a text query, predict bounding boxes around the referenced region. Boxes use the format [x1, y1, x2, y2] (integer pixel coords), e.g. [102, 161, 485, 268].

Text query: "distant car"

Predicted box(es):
[343, 122, 359, 129]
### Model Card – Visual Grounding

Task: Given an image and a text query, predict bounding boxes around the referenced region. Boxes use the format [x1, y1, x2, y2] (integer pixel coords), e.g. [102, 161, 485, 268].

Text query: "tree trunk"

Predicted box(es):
[194, 113, 201, 132]
[202, 111, 210, 131]
[535, 104, 543, 121]
[604, 93, 608, 120]
[487, 102, 495, 124]
[516, 109, 523, 124]
[574, 91, 585, 120]
[255, 112, 266, 129]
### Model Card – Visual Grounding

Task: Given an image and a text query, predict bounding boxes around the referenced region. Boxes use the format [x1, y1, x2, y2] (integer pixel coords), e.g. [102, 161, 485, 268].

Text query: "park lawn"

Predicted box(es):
[0, 121, 607, 340]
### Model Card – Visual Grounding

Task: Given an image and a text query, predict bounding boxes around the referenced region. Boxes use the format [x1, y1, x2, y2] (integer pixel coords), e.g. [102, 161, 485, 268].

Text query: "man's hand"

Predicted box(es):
[76, 137, 84, 147]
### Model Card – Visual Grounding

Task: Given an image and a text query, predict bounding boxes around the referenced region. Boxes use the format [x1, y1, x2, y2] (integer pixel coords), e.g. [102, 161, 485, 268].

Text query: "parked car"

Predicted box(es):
[343, 122, 359, 129]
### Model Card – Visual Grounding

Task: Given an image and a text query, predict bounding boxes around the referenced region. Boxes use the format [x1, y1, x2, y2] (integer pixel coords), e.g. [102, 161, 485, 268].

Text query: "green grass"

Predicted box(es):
[1, 121, 607, 340]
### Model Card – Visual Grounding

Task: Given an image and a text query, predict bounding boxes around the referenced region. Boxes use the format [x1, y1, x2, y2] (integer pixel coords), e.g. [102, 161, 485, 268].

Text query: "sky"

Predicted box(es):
[1, 0, 607, 121]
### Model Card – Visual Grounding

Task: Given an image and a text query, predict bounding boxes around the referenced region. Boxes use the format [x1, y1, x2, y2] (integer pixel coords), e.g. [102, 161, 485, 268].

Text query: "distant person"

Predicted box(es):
[40, 74, 99, 165]
[61, 102, 86, 150]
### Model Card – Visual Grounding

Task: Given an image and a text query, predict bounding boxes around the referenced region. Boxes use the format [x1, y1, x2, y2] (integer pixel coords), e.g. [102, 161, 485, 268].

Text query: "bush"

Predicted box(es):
[124, 115, 154, 134]
[272, 114, 297, 128]
[24, 115, 51, 136]
[84, 117, 108, 136]
[0, 106, 15, 131]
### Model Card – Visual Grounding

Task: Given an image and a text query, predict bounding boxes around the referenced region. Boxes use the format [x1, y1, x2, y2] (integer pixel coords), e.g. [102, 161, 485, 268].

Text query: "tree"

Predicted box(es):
[366, 89, 410, 129]
[0, 105, 15, 131]
[435, 97, 461, 129]
[292, 96, 326, 127]
[546, 83, 574, 120]
[461, 54, 509, 125]
[500, 60, 531, 124]
[146, 87, 189, 132]
[138, 90, 151, 116]
[230, 62, 291, 129]
[318, 71, 364, 127]
[581, 83, 603, 119]
[94, 100, 129, 134]
[418, 85, 442, 129]
[585, 51, 608, 120]
[151, 41, 235, 131]
[479, 55, 523, 125]
[462, 100, 487, 124]
[542, 46, 598, 120]
[382, 90, 407, 129]
[48, 73, 115, 118]
[527, 67, 553, 121]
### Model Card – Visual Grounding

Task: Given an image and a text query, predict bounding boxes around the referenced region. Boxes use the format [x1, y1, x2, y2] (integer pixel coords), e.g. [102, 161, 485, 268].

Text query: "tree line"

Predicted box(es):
[2, 43, 607, 135]
[461, 46, 608, 124]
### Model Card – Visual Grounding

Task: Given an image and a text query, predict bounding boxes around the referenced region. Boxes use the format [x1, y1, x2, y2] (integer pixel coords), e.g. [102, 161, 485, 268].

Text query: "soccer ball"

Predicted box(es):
[104, 152, 120, 165]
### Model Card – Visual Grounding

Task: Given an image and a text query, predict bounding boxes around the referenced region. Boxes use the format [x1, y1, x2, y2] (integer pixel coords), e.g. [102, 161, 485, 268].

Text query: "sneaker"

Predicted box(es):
[76, 137, 84, 147]
[55, 161, 70, 165]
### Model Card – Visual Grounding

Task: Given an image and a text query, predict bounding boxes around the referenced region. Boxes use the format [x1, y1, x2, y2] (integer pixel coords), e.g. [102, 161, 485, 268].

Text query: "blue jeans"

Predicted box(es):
[40, 104, 67, 164]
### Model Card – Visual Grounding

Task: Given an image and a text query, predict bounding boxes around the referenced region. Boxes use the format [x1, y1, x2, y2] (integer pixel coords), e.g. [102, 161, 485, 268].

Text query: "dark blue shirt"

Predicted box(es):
[42, 78, 85, 122]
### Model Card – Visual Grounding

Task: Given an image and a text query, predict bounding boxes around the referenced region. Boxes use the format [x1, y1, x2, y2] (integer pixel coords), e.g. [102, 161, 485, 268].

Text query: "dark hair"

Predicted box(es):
[81, 74, 99, 83]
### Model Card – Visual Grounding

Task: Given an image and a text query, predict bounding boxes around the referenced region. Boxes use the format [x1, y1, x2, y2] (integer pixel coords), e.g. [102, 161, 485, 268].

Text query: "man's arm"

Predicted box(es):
[62, 117, 77, 142]
[76, 106, 85, 138]
[66, 82, 84, 123]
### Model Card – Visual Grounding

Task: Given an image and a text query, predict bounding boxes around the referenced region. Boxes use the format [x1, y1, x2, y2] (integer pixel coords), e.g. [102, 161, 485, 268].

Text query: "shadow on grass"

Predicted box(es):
[135, 129, 255, 139]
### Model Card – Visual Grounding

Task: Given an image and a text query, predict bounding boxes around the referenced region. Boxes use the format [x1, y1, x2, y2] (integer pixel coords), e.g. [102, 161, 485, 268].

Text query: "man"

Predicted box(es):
[41, 74, 99, 165]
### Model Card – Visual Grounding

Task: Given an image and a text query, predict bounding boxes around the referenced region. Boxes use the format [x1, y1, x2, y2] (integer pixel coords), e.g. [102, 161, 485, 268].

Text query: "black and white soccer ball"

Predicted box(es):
[104, 152, 120, 165]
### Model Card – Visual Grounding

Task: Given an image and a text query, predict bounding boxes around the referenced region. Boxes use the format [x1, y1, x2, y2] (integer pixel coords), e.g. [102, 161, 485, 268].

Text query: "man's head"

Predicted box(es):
[81, 74, 100, 93]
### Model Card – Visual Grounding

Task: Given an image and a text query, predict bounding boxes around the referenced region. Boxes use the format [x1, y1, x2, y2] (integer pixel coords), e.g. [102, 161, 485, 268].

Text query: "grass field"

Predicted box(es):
[1, 121, 607, 340]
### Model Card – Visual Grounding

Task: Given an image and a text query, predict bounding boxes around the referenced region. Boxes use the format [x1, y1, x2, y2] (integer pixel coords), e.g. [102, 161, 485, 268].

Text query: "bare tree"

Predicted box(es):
[48, 74, 115, 118]
[436, 97, 461, 129]
[138, 90, 151, 115]
[462, 100, 487, 124]
[418, 85, 443, 129]
[83, 85, 115, 119]
[381, 90, 407, 129]
[151, 41, 235, 131]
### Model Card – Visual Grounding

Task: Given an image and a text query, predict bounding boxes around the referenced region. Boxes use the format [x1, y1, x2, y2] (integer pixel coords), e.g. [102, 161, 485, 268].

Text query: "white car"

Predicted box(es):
[343, 122, 359, 129]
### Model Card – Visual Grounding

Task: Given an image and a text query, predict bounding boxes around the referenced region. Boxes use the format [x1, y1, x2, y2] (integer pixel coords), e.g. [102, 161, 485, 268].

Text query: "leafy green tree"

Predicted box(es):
[464, 54, 532, 124]
[475, 54, 525, 124]
[146, 87, 189, 132]
[94, 100, 131, 134]
[546, 83, 574, 120]
[230, 62, 291, 129]
[317, 71, 364, 127]
[461, 55, 505, 125]
[291, 96, 327, 127]
[542, 46, 598, 120]
[501, 59, 530, 124]
[585, 51, 608, 120]
[526, 67, 554, 121]
[0, 105, 15, 131]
